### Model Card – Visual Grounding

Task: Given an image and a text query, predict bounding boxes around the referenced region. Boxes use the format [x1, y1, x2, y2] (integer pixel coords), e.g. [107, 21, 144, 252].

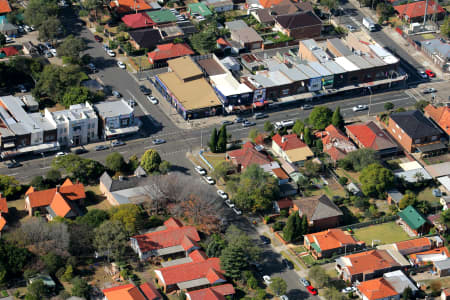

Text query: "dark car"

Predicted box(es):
[95, 145, 109, 151]
[260, 235, 270, 245]
[74, 148, 88, 154]
[282, 259, 293, 270]
[94, 35, 103, 42]
[6, 161, 22, 169]
[139, 85, 151, 95]
[235, 117, 244, 123]
[222, 120, 233, 126]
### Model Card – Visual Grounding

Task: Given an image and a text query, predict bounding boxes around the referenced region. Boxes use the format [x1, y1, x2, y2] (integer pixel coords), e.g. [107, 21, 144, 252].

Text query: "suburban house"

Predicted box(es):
[186, 284, 235, 300]
[154, 253, 226, 292]
[409, 247, 449, 265]
[421, 39, 450, 70]
[109, 0, 158, 14]
[130, 217, 200, 261]
[147, 9, 177, 24]
[24, 179, 85, 219]
[252, 0, 313, 25]
[397, 205, 431, 236]
[394, 1, 445, 22]
[0, 194, 7, 235]
[318, 125, 357, 163]
[387, 189, 403, 205]
[229, 25, 263, 50]
[205, 0, 234, 12]
[392, 237, 433, 255]
[387, 110, 445, 156]
[441, 196, 450, 210]
[99, 167, 155, 206]
[345, 121, 398, 156]
[102, 282, 162, 300]
[424, 104, 450, 137]
[291, 194, 343, 231]
[304, 228, 365, 258]
[434, 259, 450, 277]
[129, 28, 163, 50]
[335, 249, 406, 282]
[226, 141, 272, 172]
[94, 99, 140, 139]
[122, 13, 156, 29]
[356, 270, 418, 300]
[147, 43, 194, 65]
[0, 0, 11, 15]
[272, 133, 314, 166]
[187, 3, 212, 17]
[260, 161, 290, 185]
[273, 11, 322, 40]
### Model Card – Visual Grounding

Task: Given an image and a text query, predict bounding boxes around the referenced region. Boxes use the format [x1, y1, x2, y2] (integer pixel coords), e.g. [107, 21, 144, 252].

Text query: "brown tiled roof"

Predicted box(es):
[292, 194, 343, 221]
[275, 11, 321, 30]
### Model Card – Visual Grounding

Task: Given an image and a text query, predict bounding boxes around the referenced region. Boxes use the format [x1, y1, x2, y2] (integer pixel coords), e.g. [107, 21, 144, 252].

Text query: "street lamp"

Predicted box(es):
[367, 86, 372, 117]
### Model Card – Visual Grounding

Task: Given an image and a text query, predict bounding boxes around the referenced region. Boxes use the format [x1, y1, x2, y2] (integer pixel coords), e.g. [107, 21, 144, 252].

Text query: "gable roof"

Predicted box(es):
[0, 46, 18, 56]
[305, 228, 362, 252]
[258, 0, 285, 9]
[0, 0, 11, 14]
[357, 277, 398, 300]
[103, 282, 161, 300]
[292, 194, 343, 221]
[227, 142, 272, 168]
[273, 133, 307, 151]
[389, 110, 441, 139]
[148, 43, 194, 63]
[122, 13, 155, 29]
[345, 121, 397, 151]
[110, 0, 151, 14]
[186, 284, 235, 300]
[339, 249, 400, 276]
[0, 215, 6, 231]
[129, 28, 162, 49]
[394, 1, 445, 19]
[275, 11, 321, 29]
[424, 104, 450, 136]
[146, 9, 177, 23]
[320, 124, 356, 161]
[188, 3, 212, 16]
[394, 237, 431, 253]
[231, 27, 263, 44]
[398, 205, 427, 230]
[49, 192, 73, 218]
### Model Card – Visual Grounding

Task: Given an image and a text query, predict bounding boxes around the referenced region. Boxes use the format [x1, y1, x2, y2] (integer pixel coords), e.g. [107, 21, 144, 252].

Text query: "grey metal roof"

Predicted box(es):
[225, 20, 247, 30]
[94, 99, 133, 119]
[327, 38, 352, 56]
[422, 39, 450, 59]
[156, 245, 185, 256]
[346, 54, 373, 69]
[434, 258, 450, 270]
[394, 168, 433, 183]
[307, 61, 332, 76]
[100, 172, 113, 191]
[387, 189, 403, 203]
[321, 60, 346, 74]
[161, 256, 193, 267]
[134, 166, 147, 177]
[177, 278, 211, 290]
[294, 63, 320, 79]
[363, 55, 386, 67]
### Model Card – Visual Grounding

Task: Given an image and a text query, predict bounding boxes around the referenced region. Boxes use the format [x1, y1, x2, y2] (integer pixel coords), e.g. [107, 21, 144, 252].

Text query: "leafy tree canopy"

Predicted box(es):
[360, 163, 394, 198]
[309, 106, 333, 130]
[140, 149, 162, 173]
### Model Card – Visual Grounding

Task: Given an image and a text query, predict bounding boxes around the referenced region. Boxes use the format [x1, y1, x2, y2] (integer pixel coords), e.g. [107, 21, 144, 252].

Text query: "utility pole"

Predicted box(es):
[423, 0, 428, 26]
[367, 86, 372, 117]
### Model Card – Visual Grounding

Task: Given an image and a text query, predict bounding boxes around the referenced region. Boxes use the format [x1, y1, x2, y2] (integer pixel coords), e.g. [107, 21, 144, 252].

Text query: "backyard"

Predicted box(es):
[353, 221, 411, 245]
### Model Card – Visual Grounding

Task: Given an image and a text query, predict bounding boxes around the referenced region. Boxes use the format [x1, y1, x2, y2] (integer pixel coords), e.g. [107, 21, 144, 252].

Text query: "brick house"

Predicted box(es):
[304, 228, 365, 258]
[345, 121, 398, 156]
[186, 284, 235, 300]
[357, 270, 418, 300]
[397, 205, 432, 236]
[291, 194, 343, 231]
[102, 282, 162, 300]
[273, 11, 322, 40]
[387, 110, 445, 156]
[318, 124, 357, 163]
[272, 133, 314, 166]
[0, 194, 7, 235]
[424, 104, 450, 137]
[226, 141, 272, 172]
[147, 43, 194, 65]
[393, 237, 433, 255]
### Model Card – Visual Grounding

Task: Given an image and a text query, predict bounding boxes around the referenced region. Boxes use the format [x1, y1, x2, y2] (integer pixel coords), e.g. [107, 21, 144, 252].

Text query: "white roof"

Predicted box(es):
[399, 161, 422, 171]
[369, 44, 399, 64]
[438, 176, 450, 192]
[209, 73, 252, 96]
[383, 270, 418, 293]
[334, 57, 359, 71]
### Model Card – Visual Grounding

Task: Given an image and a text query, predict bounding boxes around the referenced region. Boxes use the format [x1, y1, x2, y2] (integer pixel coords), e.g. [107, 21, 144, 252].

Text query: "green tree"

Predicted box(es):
[94, 220, 128, 261]
[61, 265, 73, 282]
[106, 152, 126, 174]
[440, 209, 450, 228]
[52, 154, 105, 184]
[220, 242, 249, 279]
[46, 169, 61, 185]
[399, 192, 417, 210]
[402, 286, 414, 300]
[0, 175, 23, 199]
[301, 215, 309, 235]
[41, 252, 64, 275]
[415, 100, 430, 112]
[26, 279, 46, 300]
[323, 287, 348, 300]
[189, 27, 217, 54]
[309, 106, 333, 130]
[359, 163, 394, 198]
[283, 212, 297, 242]
[76, 209, 109, 228]
[159, 160, 171, 174]
[304, 160, 321, 177]
[209, 128, 218, 153]
[308, 266, 330, 288]
[264, 121, 274, 132]
[71, 277, 90, 298]
[38, 16, 61, 42]
[110, 204, 144, 235]
[384, 102, 394, 111]
[140, 149, 162, 173]
[217, 125, 227, 153]
[212, 161, 234, 181]
[441, 17, 450, 38]
[320, 0, 337, 12]
[25, 0, 59, 27]
[292, 119, 305, 136]
[0, 240, 32, 280]
[249, 129, 259, 142]
[338, 148, 379, 172]
[206, 234, 227, 257]
[61, 86, 92, 107]
[303, 127, 312, 146]
[270, 277, 287, 296]
[331, 106, 344, 129]
[127, 155, 140, 171]
[30, 176, 47, 190]
[57, 35, 86, 61]
[0, 35, 5, 47]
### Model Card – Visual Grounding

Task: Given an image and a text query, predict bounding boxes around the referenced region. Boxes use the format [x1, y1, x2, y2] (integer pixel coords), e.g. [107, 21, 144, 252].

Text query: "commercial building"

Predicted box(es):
[421, 39, 450, 71]
[94, 99, 140, 139]
[154, 56, 222, 120]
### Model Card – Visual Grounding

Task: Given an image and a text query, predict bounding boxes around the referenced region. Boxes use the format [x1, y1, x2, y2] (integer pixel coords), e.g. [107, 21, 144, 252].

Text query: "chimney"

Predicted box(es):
[281, 136, 286, 143]
[56, 185, 61, 192]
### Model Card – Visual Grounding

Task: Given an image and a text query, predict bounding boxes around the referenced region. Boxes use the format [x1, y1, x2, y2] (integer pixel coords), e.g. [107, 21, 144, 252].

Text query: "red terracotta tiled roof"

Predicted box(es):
[395, 237, 431, 253]
[272, 133, 307, 151]
[0, 216, 6, 231]
[321, 125, 349, 145]
[0, 46, 18, 56]
[110, 0, 151, 14]
[164, 217, 183, 229]
[320, 125, 356, 162]
[410, 247, 450, 263]
[27, 179, 85, 210]
[139, 282, 162, 300]
[49, 192, 72, 218]
[424, 104, 450, 136]
[0, 0, 12, 14]
[227, 142, 271, 169]
[102, 282, 161, 300]
[345, 122, 396, 151]
[122, 13, 155, 29]
[277, 198, 293, 209]
[394, 1, 445, 18]
[189, 249, 207, 262]
[216, 37, 231, 47]
[259, 0, 285, 8]
[272, 168, 289, 180]
[0, 195, 8, 214]
[157, 257, 225, 286]
[342, 250, 399, 276]
[147, 43, 194, 64]
[357, 278, 398, 300]
[186, 284, 235, 300]
[305, 229, 361, 252]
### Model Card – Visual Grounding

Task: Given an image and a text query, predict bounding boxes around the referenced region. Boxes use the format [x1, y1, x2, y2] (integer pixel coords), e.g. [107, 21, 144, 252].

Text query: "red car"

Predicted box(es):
[425, 69, 436, 78]
[94, 35, 103, 42]
[306, 285, 318, 295]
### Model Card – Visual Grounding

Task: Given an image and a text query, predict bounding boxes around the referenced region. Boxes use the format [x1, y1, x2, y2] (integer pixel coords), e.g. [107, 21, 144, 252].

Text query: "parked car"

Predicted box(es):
[17, 25, 25, 33]
[352, 104, 368, 112]
[147, 95, 158, 104]
[152, 139, 166, 145]
[282, 259, 294, 270]
[94, 35, 103, 42]
[74, 148, 88, 154]
[235, 117, 244, 123]
[111, 140, 125, 147]
[263, 275, 272, 285]
[253, 112, 268, 119]
[341, 287, 357, 294]
[95, 145, 109, 151]
[44, 50, 53, 58]
[260, 235, 270, 245]
[233, 207, 242, 215]
[306, 285, 318, 295]
[301, 104, 313, 110]
[225, 199, 234, 208]
[117, 61, 126, 69]
[112, 90, 121, 98]
[280, 295, 289, 300]
[139, 85, 151, 95]
[194, 165, 206, 175]
[425, 69, 436, 77]
[56, 152, 67, 157]
[418, 70, 428, 79]
[346, 24, 356, 31]
[217, 190, 228, 199]
[106, 49, 116, 57]
[6, 161, 21, 168]
[222, 120, 233, 126]
[87, 63, 97, 73]
[24, 25, 33, 32]
[422, 87, 437, 94]
[299, 278, 310, 287]
[17, 84, 27, 93]
[50, 48, 57, 56]
[203, 176, 215, 185]
[5, 36, 14, 44]
[242, 120, 256, 127]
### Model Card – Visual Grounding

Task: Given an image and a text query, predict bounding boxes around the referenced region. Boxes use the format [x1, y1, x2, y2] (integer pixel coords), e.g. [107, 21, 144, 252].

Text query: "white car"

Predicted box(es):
[107, 50, 116, 57]
[147, 95, 158, 104]
[203, 176, 215, 185]
[263, 275, 272, 285]
[418, 70, 428, 79]
[111, 140, 125, 147]
[280, 296, 289, 300]
[56, 152, 67, 157]
[117, 61, 126, 69]
[50, 48, 57, 56]
[194, 165, 206, 175]
[5, 36, 13, 44]
[225, 199, 234, 208]
[233, 207, 242, 215]
[24, 25, 33, 32]
[217, 190, 228, 200]
[352, 104, 368, 112]
[341, 287, 357, 294]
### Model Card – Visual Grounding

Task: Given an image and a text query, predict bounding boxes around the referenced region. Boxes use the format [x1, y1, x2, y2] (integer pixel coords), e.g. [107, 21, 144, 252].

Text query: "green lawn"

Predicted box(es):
[300, 254, 315, 266]
[201, 152, 226, 169]
[335, 168, 361, 184]
[421, 33, 435, 40]
[417, 187, 440, 205]
[353, 221, 411, 245]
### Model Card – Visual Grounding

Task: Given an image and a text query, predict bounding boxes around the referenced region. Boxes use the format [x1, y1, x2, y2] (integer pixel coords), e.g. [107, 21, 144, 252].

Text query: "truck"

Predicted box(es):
[274, 120, 294, 130]
[362, 17, 376, 32]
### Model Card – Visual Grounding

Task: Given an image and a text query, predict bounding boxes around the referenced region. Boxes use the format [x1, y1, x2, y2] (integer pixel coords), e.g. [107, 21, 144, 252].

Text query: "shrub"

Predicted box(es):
[95, 25, 104, 33]
[338, 176, 348, 185]
[272, 221, 285, 231]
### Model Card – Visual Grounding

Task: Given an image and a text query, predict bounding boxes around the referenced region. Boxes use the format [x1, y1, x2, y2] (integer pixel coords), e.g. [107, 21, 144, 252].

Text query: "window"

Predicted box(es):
[415, 138, 421, 144]
[398, 135, 402, 140]
[64, 128, 67, 133]
[282, 89, 289, 96]
[431, 135, 437, 141]
[396, 124, 399, 129]
[392, 128, 396, 133]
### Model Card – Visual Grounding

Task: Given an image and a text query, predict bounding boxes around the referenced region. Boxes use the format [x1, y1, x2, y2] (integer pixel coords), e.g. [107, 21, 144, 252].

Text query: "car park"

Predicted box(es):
[152, 139, 166, 145]
[94, 35, 103, 42]
[222, 120, 233, 126]
[112, 90, 121, 98]
[225, 199, 234, 208]
[111, 140, 125, 147]
[56, 152, 67, 157]
[203, 176, 215, 185]
[117, 61, 126, 69]
[147, 95, 158, 104]
[242, 120, 256, 127]
[425, 69, 436, 77]
[352, 104, 368, 112]
[194, 165, 206, 175]
[422, 87, 437, 94]
[217, 190, 228, 199]
[263, 275, 272, 285]
[107, 49, 116, 57]
[307, 285, 318, 295]
[6, 161, 21, 168]
[260, 235, 270, 244]
[299, 278, 310, 287]
[341, 287, 357, 294]
[301, 104, 313, 110]
[95, 145, 109, 151]
[139, 85, 151, 95]
[233, 207, 242, 215]
[282, 259, 293, 270]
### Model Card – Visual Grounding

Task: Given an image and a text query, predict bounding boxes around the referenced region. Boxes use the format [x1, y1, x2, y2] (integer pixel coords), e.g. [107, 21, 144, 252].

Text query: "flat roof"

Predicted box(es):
[168, 56, 203, 80]
[266, 59, 309, 81]
[210, 73, 252, 96]
[363, 54, 386, 67]
[334, 56, 360, 71]
[158, 72, 221, 111]
[225, 20, 247, 30]
[346, 54, 373, 69]
[196, 58, 226, 76]
[254, 70, 292, 87]
[328, 38, 353, 56]
[321, 60, 346, 74]
[146, 9, 177, 23]
[94, 99, 133, 118]
[294, 63, 320, 78]
[308, 61, 332, 76]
